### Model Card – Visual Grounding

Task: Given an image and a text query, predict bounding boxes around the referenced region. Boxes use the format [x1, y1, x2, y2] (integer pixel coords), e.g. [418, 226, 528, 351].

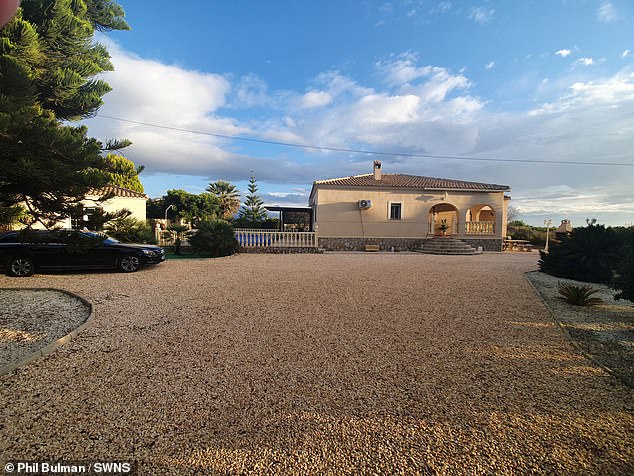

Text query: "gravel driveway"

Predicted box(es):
[1, 253, 633, 475]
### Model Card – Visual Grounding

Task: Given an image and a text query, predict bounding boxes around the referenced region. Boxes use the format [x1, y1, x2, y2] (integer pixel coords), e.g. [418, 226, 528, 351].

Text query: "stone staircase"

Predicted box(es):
[414, 237, 482, 255]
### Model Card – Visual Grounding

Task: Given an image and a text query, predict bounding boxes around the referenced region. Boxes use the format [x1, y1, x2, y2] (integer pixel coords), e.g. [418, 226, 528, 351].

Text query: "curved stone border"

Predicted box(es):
[523, 271, 627, 386]
[0, 288, 94, 376]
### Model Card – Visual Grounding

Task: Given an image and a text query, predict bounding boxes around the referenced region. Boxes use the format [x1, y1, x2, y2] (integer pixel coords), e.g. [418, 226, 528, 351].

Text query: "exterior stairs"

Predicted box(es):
[414, 237, 482, 255]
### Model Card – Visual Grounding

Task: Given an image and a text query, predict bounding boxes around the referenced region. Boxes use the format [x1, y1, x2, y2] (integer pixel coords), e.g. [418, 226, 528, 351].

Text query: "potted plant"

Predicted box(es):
[439, 219, 449, 236]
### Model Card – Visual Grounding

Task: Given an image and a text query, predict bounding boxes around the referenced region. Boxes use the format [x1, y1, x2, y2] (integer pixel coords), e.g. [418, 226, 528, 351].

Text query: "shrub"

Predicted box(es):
[539, 224, 622, 284]
[610, 232, 634, 302]
[507, 224, 546, 247]
[188, 220, 240, 257]
[557, 283, 603, 307]
[105, 217, 155, 244]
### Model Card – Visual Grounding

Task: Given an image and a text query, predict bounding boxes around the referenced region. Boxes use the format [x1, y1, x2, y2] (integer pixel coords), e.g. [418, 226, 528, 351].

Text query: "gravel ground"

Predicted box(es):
[1, 253, 633, 475]
[526, 271, 634, 387]
[0, 289, 91, 368]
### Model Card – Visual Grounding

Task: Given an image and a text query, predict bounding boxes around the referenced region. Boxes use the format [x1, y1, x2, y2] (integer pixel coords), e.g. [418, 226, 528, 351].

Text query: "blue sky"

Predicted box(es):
[84, 0, 634, 226]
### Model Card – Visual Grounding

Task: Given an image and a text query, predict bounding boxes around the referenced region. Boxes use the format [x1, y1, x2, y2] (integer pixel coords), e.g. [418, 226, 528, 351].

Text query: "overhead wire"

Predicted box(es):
[95, 114, 634, 167]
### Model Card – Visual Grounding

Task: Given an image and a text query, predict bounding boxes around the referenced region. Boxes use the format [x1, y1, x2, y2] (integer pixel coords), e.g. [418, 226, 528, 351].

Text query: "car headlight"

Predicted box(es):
[141, 249, 155, 256]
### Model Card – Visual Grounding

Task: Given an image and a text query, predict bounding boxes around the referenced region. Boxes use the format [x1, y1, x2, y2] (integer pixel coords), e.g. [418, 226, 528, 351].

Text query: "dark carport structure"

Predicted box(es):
[264, 206, 313, 232]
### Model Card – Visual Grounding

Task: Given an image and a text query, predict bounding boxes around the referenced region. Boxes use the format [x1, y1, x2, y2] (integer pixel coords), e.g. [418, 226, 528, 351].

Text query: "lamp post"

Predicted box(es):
[165, 204, 174, 228]
[544, 219, 552, 253]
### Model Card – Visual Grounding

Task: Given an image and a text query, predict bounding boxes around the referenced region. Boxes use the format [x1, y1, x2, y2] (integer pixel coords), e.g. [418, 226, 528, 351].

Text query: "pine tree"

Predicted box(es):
[104, 154, 145, 193]
[238, 175, 267, 225]
[0, 0, 130, 227]
[206, 180, 240, 220]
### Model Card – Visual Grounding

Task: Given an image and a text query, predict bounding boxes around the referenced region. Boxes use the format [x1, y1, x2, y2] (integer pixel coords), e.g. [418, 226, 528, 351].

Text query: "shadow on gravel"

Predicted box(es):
[526, 271, 634, 388]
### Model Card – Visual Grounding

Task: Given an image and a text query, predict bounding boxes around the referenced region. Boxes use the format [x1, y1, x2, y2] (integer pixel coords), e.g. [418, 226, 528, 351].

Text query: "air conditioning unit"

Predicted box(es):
[358, 199, 372, 210]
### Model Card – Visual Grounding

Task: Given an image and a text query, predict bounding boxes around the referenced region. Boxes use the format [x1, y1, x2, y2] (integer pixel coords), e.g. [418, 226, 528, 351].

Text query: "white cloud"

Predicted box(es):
[375, 52, 434, 85]
[313, 71, 373, 98]
[298, 91, 332, 109]
[512, 186, 634, 220]
[530, 72, 634, 115]
[469, 7, 495, 24]
[597, 1, 618, 23]
[623, 49, 631, 58]
[232, 74, 274, 108]
[101, 42, 231, 124]
[575, 57, 595, 66]
[485, 61, 495, 70]
[555, 49, 571, 58]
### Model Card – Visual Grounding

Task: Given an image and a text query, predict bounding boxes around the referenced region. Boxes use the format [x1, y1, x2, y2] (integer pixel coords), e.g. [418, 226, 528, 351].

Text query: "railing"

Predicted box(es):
[465, 221, 495, 235]
[234, 229, 317, 248]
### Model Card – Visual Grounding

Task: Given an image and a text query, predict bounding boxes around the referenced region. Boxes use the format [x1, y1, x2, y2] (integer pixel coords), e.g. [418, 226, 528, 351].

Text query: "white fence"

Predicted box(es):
[234, 229, 318, 248]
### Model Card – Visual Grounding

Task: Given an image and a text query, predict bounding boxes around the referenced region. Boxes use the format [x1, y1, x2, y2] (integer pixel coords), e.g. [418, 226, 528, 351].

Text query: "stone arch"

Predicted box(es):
[466, 204, 495, 222]
[465, 204, 496, 235]
[429, 203, 459, 235]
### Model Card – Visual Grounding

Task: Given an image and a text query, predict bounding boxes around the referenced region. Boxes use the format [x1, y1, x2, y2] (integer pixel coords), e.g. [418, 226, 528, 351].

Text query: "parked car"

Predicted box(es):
[0, 230, 165, 277]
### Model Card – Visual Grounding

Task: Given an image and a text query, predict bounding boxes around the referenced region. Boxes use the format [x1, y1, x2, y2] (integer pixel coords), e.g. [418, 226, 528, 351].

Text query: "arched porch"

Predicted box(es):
[464, 204, 496, 235]
[428, 203, 459, 236]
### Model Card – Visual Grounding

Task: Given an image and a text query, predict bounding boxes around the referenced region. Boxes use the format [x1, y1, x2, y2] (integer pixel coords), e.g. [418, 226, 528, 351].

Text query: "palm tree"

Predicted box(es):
[206, 180, 241, 220]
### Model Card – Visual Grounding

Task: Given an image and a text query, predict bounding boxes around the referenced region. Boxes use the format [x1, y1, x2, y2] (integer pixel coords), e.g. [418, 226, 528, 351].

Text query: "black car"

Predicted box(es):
[0, 230, 165, 277]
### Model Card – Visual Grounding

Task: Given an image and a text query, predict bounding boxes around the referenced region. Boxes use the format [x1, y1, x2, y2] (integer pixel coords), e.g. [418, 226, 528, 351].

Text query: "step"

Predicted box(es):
[415, 238, 482, 255]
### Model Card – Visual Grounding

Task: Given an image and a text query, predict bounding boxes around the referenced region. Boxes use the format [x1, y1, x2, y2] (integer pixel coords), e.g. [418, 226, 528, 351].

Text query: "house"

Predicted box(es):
[309, 160, 510, 251]
[18, 184, 148, 230]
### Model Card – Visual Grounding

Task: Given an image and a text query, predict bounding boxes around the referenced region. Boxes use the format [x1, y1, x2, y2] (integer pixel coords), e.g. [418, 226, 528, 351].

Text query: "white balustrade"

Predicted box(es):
[234, 229, 317, 248]
[464, 221, 495, 235]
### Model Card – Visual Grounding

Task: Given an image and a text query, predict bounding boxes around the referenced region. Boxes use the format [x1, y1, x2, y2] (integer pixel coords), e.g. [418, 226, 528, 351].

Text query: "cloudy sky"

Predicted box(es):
[85, 0, 634, 226]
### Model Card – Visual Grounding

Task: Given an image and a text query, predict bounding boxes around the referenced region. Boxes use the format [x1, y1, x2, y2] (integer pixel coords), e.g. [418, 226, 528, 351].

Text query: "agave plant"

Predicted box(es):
[557, 283, 603, 307]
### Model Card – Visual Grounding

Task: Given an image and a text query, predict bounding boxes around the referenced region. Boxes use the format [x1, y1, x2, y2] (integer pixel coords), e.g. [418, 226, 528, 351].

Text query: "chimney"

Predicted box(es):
[373, 160, 382, 180]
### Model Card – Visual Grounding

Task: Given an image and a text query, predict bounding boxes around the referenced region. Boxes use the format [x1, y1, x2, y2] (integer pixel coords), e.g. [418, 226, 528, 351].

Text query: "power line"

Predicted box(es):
[96, 114, 634, 167]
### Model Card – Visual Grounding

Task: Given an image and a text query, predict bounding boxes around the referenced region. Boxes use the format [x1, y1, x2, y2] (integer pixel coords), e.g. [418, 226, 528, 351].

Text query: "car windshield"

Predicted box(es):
[81, 231, 119, 244]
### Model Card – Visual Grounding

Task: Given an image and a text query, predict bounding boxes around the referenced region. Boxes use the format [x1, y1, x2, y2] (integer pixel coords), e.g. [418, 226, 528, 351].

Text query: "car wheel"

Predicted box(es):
[119, 254, 141, 273]
[8, 257, 35, 277]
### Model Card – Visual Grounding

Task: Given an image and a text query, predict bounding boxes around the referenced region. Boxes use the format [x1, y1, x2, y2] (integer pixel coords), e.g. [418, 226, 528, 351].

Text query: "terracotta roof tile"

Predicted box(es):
[88, 184, 148, 199]
[314, 173, 510, 191]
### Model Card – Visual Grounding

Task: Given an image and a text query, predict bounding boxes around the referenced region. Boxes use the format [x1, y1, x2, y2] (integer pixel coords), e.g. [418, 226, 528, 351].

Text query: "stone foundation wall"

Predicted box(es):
[239, 238, 503, 252]
[461, 238, 503, 252]
[317, 237, 426, 252]
[318, 237, 504, 252]
[240, 247, 323, 254]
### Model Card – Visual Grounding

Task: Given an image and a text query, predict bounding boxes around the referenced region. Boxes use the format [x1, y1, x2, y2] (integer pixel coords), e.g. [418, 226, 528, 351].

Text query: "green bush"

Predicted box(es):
[188, 220, 240, 257]
[610, 231, 634, 302]
[557, 283, 603, 307]
[507, 224, 546, 247]
[539, 224, 622, 284]
[105, 217, 155, 244]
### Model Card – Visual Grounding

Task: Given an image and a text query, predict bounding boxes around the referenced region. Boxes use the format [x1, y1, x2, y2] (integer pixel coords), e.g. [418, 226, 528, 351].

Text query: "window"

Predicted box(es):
[389, 202, 402, 220]
[0, 233, 19, 243]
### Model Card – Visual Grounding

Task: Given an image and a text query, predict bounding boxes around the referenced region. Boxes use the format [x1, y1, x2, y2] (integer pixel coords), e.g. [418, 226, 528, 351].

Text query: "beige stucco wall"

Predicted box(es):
[21, 195, 146, 230]
[311, 186, 507, 239]
[85, 195, 147, 222]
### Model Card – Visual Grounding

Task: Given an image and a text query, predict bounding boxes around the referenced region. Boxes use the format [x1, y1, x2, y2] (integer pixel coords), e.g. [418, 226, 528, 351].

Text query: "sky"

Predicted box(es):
[83, 0, 634, 227]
